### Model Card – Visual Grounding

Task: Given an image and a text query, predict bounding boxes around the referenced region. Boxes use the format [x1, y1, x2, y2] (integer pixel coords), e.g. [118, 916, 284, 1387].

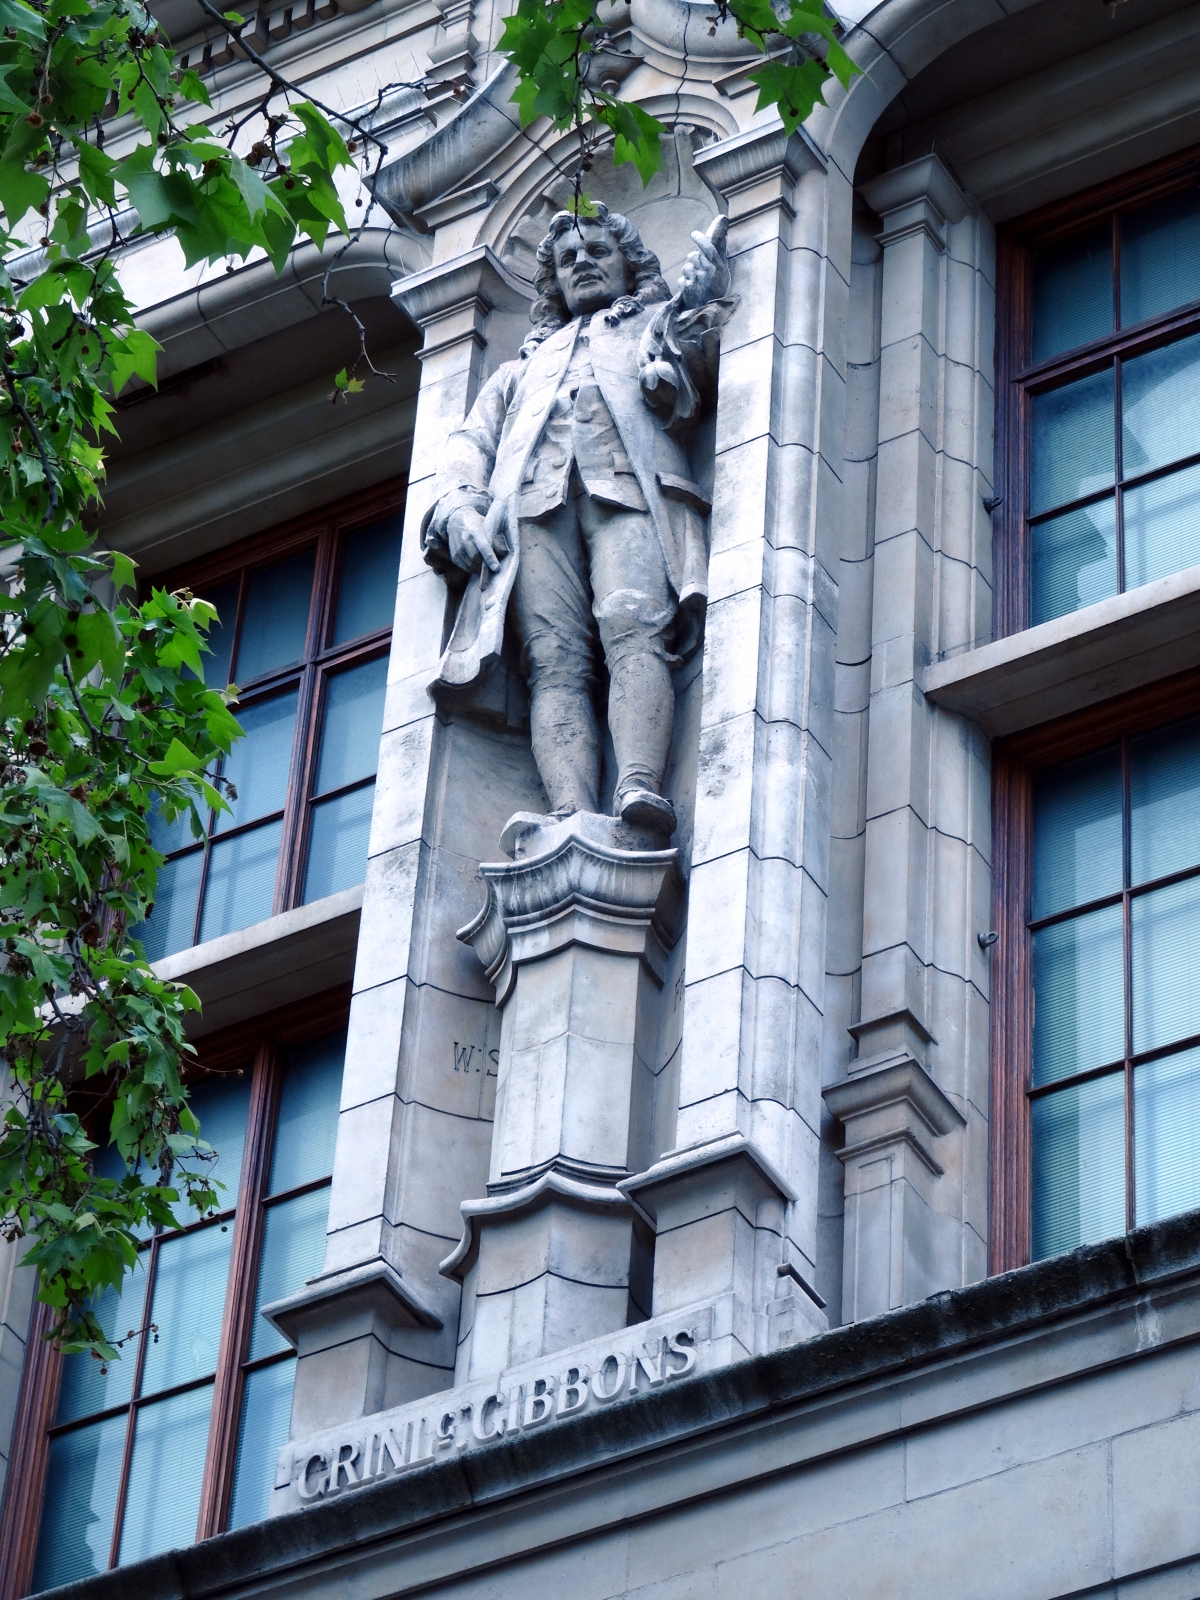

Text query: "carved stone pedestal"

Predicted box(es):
[447, 813, 685, 1382]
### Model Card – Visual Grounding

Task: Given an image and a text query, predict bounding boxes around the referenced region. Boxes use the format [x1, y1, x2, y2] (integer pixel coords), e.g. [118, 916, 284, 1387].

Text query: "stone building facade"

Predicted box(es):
[4, 0, 1200, 1595]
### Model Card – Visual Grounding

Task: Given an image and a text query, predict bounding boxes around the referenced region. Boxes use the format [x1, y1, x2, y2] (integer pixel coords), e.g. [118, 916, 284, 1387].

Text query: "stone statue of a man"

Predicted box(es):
[422, 202, 737, 838]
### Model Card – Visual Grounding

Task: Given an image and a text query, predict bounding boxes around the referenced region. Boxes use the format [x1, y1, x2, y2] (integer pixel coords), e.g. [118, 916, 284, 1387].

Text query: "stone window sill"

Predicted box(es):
[153, 884, 364, 1038]
[922, 562, 1200, 737]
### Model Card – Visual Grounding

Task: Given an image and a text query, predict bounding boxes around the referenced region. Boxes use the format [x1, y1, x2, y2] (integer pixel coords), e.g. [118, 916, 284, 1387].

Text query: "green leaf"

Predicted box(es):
[0, 156, 48, 226]
[75, 139, 117, 208]
[596, 100, 665, 185]
[177, 67, 211, 108]
[110, 552, 137, 593]
[75, 609, 125, 679]
[147, 737, 203, 775]
[16, 268, 71, 312]
[747, 57, 832, 137]
[109, 328, 160, 396]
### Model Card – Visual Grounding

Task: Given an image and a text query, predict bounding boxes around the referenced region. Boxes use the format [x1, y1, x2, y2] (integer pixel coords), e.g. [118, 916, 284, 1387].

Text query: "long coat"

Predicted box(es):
[422, 292, 736, 701]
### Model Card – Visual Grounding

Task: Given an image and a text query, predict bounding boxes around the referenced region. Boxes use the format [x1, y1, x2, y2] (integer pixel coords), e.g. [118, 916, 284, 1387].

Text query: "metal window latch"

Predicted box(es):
[978, 930, 999, 949]
[982, 494, 1003, 514]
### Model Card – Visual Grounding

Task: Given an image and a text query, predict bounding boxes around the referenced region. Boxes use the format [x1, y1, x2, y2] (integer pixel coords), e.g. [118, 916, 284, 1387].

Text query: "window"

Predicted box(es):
[0, 996, 347, 1595]
[991, 674, 1200, 1271]
[140, 484, 404, 961]
[995, 149, 1200, 635]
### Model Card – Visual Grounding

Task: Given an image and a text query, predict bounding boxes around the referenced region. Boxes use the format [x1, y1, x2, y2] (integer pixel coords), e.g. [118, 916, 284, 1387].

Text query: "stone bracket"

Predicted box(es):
[263, 1259, 443, 1354]
[390, 244, 533, 340]
[457, 822, 686, 1006]
[823, 1057, 965, 1178]
[860, 153, 968, 254]
[848, 1007, 937, 1075]
[619, 1131, 799, 1218]
[439, 1168, 639, 1283]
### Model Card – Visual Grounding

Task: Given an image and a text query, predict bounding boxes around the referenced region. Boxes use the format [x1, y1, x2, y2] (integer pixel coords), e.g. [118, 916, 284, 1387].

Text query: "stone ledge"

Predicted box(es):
[923, 562, 1200, 736]
[38, 1207, 1200, 1600]
[153, 884, 363, 1038]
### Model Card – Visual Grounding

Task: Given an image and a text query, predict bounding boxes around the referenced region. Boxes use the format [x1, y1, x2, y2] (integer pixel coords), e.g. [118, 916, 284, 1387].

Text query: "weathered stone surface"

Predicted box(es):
[39, 1210, 1200, 1600]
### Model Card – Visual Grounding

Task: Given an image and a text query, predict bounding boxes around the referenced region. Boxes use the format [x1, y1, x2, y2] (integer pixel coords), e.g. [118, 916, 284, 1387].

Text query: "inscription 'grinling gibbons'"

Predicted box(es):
[422, 203, 738, 839]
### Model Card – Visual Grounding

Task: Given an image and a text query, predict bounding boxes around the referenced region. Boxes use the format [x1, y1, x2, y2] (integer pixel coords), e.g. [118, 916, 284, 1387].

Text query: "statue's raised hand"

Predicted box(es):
[678, 215, 731, 309]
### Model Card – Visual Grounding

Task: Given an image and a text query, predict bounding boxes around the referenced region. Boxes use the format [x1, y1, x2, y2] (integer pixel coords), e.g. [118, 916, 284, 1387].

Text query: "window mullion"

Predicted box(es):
[1121, 736, 1135, 1234]
[1114, 354, 1126, 594]
[1112, 211, 1121, 333]
[107, 1235, 161, 1570]
[276, 659, 321, 914]
[195, 1043, 280, 1541]
[226, 568, 249, 689]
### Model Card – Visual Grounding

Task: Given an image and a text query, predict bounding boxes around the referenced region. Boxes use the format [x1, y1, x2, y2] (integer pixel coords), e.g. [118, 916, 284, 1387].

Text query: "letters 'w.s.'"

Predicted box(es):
[422, 204, 738, 840]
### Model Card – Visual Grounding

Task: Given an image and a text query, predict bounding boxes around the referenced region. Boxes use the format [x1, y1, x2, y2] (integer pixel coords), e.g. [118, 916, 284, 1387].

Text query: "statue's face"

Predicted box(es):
[551, 222, 630, 317]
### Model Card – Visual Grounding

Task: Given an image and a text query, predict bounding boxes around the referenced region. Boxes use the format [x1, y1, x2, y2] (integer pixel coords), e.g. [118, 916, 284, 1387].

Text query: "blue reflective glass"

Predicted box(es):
[140, 1222, 233, 1395]
[1032, 1072, 1126, 1260]
[315, 658, 388, 794]
[1032, 746, 1124, 921]
[199, 819, 284, 942]
[216, 690, 298, 832]
[196, 576, 239, 688]
[1121, 329, 1200, 476]
[1121, 186, 1200, 327]
[228, 1359, 297, 1529]
[147, 800, 199, 857]
[1124, 460, 1200, 592]
[170, 1070, 251, 1224]
[1135, 1045, 1200, 1227]
[32, 1415, 127, 1589]
[303, 784, 375, 904]
[1032, 904, 1125, 1087]
[1131, 875, 1200, 1056]
[1130, 716, 1200, 886]
[118, 1384, 213, 1565]
[1031, 369, 1116, 516]
[333, 516, 403, 644]
[1032, 223, 1113, 364]
[56, 1264, 148, 1424]
[136, 848, 203, 962]
[1030, 497, 1118, 625]
[270, 1033, 344, 1195]
[234, 548, 315, 684]
[249, 1186, 331, 1360]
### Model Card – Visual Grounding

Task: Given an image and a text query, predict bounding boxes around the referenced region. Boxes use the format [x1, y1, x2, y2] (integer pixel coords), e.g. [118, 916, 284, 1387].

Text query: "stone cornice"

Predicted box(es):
[860, 152, 968, 253]
[619, 1132, 799, 1210]
[693, 119, 826, 203]
[389, 244, 533, 330]
[823, 1056, 964, 1177]
[262, 1258, 444, 1348]
[457, 827, 686, 1003]
[56, 1206, 1200, 1600]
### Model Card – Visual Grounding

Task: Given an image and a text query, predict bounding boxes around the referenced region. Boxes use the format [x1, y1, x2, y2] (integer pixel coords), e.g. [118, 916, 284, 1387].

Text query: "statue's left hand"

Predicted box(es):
[678, 215, 732, 309]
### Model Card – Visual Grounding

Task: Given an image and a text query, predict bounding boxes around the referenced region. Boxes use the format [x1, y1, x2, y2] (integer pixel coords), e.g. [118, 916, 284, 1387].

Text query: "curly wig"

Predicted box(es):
[530, 203, 670, 328]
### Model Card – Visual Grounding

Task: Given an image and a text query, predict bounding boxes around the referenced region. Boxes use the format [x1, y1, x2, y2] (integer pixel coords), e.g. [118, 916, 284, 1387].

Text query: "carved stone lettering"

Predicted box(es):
[283, 1319, 710, 1507]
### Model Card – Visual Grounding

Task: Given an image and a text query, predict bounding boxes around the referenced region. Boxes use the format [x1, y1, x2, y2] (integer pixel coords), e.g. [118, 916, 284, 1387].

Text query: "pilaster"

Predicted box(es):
[284, 248, 533, 1438]
[640, 121, 842, 1341]
[452, 817, 685, 1380]
[827, 153, 993, 1326]
[823, 1056, 965, 1321]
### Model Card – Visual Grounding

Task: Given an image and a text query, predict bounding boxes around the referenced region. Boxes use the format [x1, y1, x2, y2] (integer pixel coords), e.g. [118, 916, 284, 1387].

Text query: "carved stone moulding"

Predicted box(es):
[450, 815, 686, 1379]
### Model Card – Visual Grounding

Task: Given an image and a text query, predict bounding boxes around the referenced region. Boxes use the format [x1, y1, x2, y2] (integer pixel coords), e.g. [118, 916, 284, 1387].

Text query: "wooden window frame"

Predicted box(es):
[145, 476, 406, 948]
[994, 142, 1200, 638]
[990, 667, 1200, 1273]
[0, 984, 352, 1599]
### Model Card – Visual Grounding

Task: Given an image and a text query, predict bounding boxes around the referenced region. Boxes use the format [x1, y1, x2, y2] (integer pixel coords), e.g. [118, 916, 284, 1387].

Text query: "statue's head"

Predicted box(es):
[531, 202, 670, 328]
